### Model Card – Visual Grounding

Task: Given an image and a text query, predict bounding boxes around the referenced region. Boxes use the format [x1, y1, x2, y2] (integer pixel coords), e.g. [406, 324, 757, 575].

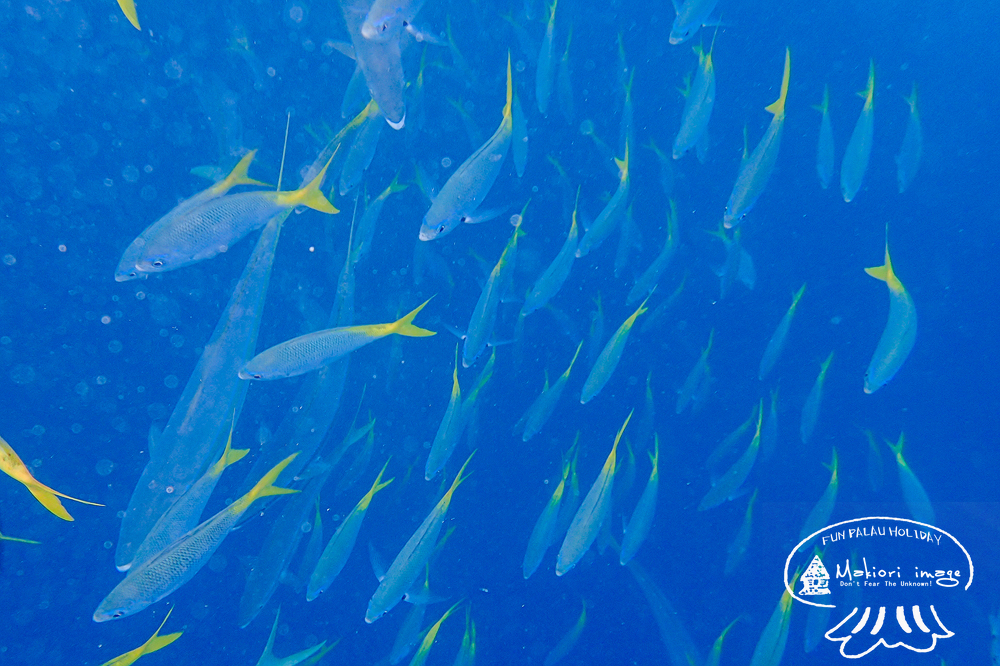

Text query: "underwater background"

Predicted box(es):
[0, 0, 998, 664]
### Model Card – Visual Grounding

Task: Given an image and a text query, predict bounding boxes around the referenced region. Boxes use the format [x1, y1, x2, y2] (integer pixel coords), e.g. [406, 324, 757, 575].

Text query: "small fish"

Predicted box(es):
[619, 435, 659, 565]
[576, 142, 630, 258]
[523, 448, 574, 579]
[895, 81, 923, 194]
[420, 55, 513, 240]
[813, 85, 835, 189]
[707, 616, 742, 666]
[241, 298, 435, 380]
[676, 329, 714, 414]
[724, 48, 790, 227]
[135, 155, 336, 274]
[99, 607, 182, 666]
[522, 189, 579, 317]
[748, 570, 799, 666]
[669, 0, 720, 45]
[463, 220, 524, 367]
[840, 59, 875, 203]
[706, 404, 757, 476]
[339, 100, 385, 195]
[544, 600, 586, 666]
[535, 0, 559, 115]
[627, 201, 679, 305]
[353, 170, 407, 264]
[255, 607, 328, 666]
[556, 411, 632, 576]
[366, 454, 473, 623]
[116, 151, 268, 281]
[708, 225, 755, 299]
[886, 432, 935, 525]
[580, 294, 650, 404]
[308, 461, 393, 600]
[797, 449, 838, 542]
[724, 489, 757, 575]
[93, 455, 299, 622]
[758, 283, 806, 380]
[699, 401, 762, 510]
[0, 433, 103, 521]
[673, 37, 717, 159]
[426, 348, 464, 480]
[408, 600, 464, 666]
[452, 607, 476, 666]
[556, 27, 574, 124]
[519, 341, 583, 441]
[760, 385, 780, 461]
[864, 233, 916, 393]
[799, 351, 834, 445]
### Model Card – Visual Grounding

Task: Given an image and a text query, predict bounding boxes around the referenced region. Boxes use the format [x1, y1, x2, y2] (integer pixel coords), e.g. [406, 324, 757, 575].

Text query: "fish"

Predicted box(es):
[523, 450, 574, 579]
[94, 455, 299, 622]
[408, 600, 464, 666]
[706, 616, 742, 666]
[864, 428, 884, 493]
[425, 348, 464, 480]
[724, 47, 791, 227]
[544, 601, 586, 666]
[521, 188, 579, 317]
[799, 351, 834, 445]
[724, 488, 757, 575]
[760, 385, 779, 461]
[576, 142, 630, 258]
[886, 432, 935, 524]
[840, 59, 875, 203]
[798, 449, 838, 542]
[627, 200, 679, 305]
[519, 341, 583, 441]
[99, 607, 182, 666]
[339, 100, 385, 195]
[626, 560, 703, 666]
[669, 0, 720, 45]
[420, 55, 513, 240]
[705, 404, 756, 476]
[452, 608, 477, 666]
[758, 283, 806, 380]
[308, 462, 392, 600]
[535, 0, 559, 115]
[135, 156, 336, 274]
[353, 170, 407, 264]
[676, 329, 714, 414]
[255, 607, 328, 666]
[240, 298, 435, 380]
[389, 590, 426, 664]
[580, 295, 650, 404]
[863, 234, 917, 393]
[895, 81, 923, 194]
[556, 27, 574, 124]
[556, 411, 632, 576]
[699, 401, 762, 510]
[366, 454, 473, 622]
[463, 221, 524, 367]
[130, 425, 248, 570]
[115, 151, 269, 281]
[341, 0, 407, 127]
[0, 433, 102, 521]
[748, 571, 799, 666]
[673, 37, 717, 159]
[813, 85, 835, 189]
[619, 435, 659, 565]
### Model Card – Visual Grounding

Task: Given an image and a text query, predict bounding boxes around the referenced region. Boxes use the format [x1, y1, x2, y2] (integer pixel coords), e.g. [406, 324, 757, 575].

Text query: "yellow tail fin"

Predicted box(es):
[25, 484, 73, 521]
[116, 0, 140, 30]
[143, 632, 183, 655]
[209, 427, 249, 476]
[248, 454, 300, 503]
[764, 48, 791, 117]
[389, 297, 437, 337]
[503, 52, 513, 119]
[280, 156, 339, 213]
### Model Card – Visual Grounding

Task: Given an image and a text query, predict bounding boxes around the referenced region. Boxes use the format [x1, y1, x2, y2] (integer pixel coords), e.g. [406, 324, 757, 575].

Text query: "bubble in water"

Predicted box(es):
[9, 364, 35, 384]
[96, 375, 107, 385]
[71, 423, 83, 433]
[75, 381, 89, 396]
[164, 375, 179, 388]
[515, 60, 526, 73]
[170, 334, 184, 348]
[164, 59, 183, 80]
[108, 340, 123, 353]
[104, 541, 113, 549]
[103, 178, 113, 187]
[300, 521, 312, 534]
[286, 0, 307, 24]
[3, 254, 15, 265]
[101, 315, 111, 324]
[509, 214, 522, 227]
[122, 165, 140, 183]
[579, 119, 595, 136]
[95, 459, 114, 476]
[30, 425, 45, 437]
[441, 157, 452, 168]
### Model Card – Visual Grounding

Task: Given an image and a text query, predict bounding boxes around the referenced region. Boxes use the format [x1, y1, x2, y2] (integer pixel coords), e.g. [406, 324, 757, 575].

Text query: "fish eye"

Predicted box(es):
[152, 260, 164, 268]
[113, 611, 123, 618]
[253, 374, 262, 379]
[437, 224, 446, 233]
[380, 22, 387, 32]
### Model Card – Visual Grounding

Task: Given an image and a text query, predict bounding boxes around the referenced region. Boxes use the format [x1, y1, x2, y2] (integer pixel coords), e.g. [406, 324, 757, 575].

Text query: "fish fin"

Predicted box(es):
[671, 0, 681, 12]
[857, 59, 875, 104]
[248, 454, 300, 502]
[503, 52, 513, 120]
[285, 154, 339, 213]
[142, 632, 182, 656]
[864, 264, 889, 282]
[811, 84, 830, 114]
[223, 150, 271, 189]
[24, 484, 73, 521]
[115, 0, 140, 29]
[389, 297, 437, 337]
[763, 48, 791, 116]
[368, 541, 386, 581]
[615, 141, 629, 180]
[904, 81, 918, 112]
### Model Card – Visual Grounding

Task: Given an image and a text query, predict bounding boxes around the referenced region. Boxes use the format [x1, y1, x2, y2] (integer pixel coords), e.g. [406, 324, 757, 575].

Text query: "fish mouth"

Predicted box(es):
[386, 112, 405, 130]
[418, 226, 435, 241]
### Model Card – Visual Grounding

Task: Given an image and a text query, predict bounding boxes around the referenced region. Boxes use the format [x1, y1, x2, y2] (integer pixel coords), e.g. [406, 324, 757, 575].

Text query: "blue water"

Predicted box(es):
[1, 0, 998, 663]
